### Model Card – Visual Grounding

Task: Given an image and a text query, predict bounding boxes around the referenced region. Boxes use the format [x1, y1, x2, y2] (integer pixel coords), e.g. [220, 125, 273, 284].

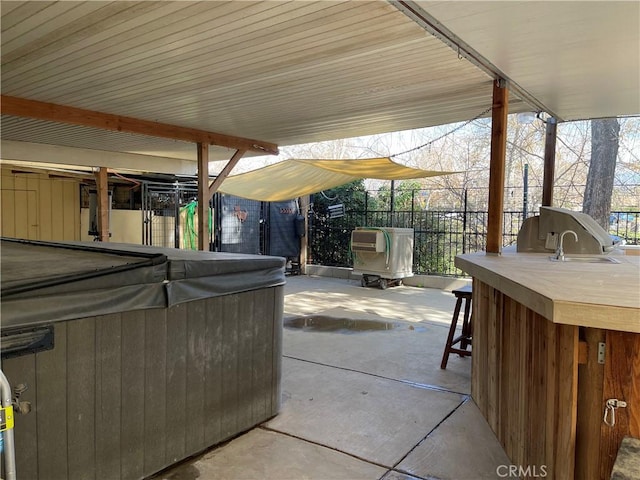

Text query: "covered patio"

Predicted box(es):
[2, 1, 638, 249]
[1, 2, 639, 480]
[156, 274, 509, 480]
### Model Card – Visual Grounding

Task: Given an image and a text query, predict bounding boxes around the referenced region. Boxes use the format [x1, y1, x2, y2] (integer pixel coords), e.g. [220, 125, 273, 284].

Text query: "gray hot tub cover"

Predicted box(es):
[1, 239, 286, 328]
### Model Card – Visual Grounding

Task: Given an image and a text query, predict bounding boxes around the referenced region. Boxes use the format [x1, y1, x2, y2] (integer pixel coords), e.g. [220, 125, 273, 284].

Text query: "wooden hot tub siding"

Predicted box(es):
[2, 286, 284, 480]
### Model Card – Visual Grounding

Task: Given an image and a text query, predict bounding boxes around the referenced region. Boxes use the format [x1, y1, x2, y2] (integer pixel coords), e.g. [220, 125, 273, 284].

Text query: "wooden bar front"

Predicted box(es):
[472, 279, 579, 478]
[458, 253, 640, 480]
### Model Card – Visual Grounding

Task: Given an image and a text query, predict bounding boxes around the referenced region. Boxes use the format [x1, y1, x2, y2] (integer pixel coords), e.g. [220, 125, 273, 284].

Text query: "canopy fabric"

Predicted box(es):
[218, 158, 455, 202]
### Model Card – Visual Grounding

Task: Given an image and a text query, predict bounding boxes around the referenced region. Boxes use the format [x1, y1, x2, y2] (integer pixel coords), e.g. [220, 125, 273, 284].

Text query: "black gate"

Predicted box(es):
[141, 182, 302, 266]
[141, 181, 207, 249]
[214, 194, 263, 254]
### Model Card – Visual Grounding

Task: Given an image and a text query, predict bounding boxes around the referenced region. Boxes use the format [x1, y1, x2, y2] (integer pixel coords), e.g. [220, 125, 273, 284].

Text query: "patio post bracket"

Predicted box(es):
[207, 149, 247, 199]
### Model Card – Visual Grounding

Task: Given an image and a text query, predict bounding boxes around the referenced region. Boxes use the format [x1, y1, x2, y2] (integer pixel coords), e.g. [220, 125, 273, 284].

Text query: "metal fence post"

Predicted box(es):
[411, 190, 415, 228]
[365, 191, 369, 225]
[463, 189, 468, 254]
[141, 182, 147, 245]
[174, 186, 180, 249]
[390, 180, 395, 227]
[523, 163, 529, 221]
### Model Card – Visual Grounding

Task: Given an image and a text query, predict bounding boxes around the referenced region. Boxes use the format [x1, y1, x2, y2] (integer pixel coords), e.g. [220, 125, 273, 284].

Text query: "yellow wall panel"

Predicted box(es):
[1, 172, 16, 237]
[38, 175, 53, 240]
[50, 179, 65, 240]
[13, 175, 29, 239]
[80, 209, 143, 244]
[26, 176, 40, 239]
[0, 167, 81, 241]
[62, 181, 80, 240]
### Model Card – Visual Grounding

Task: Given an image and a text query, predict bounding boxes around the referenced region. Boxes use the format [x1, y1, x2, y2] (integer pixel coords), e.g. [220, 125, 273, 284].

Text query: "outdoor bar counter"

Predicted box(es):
[455, 251, 640, 480]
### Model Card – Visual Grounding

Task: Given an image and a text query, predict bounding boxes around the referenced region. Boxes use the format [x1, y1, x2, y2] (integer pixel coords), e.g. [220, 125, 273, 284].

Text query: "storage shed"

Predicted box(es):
[1, 238, 285, 480]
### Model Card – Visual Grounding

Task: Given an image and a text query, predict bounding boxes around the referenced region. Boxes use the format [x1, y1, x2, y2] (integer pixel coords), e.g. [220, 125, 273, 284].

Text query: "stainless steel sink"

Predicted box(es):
[549, 255, 621, 264]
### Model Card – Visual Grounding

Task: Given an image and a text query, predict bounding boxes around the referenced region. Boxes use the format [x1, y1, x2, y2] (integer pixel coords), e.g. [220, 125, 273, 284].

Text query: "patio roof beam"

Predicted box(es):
[0, 95, 279, 155]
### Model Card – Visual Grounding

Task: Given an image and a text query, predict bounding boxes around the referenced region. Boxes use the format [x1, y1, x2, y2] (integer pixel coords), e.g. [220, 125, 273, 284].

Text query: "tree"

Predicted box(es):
[311, 180, 368, 213]
[308, 180, 369, 266]
[583, 118, 620, 229]
[376, 179, 422, 211]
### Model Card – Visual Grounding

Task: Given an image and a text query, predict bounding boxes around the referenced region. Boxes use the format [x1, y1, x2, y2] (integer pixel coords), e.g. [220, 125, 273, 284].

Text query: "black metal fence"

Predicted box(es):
[308, 202, 640, 277]
[84, 182, 639, 277]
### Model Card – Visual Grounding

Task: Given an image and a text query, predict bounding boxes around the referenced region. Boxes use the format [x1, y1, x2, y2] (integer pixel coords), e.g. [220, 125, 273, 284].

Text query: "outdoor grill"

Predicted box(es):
[517, 206, 620, 254]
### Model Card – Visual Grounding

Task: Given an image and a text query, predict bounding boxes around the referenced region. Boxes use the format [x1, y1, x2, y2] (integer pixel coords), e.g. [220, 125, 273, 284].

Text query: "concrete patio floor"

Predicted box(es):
[156, 275, 511, 480]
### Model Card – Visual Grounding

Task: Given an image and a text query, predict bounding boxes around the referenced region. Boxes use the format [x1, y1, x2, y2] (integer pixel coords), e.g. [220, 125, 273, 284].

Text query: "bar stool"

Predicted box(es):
[440, 284, 472, 369]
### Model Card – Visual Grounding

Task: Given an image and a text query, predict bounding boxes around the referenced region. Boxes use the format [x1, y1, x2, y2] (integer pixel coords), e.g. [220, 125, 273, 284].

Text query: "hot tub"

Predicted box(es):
[1, 238, 285, 480]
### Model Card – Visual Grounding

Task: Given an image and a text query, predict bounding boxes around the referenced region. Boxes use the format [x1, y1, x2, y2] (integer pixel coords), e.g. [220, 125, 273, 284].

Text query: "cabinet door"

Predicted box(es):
[599, 331, 640, 478]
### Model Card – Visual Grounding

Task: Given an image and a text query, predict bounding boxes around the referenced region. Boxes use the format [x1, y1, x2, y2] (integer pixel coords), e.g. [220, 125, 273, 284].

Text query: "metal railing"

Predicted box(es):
[309, 207, 639, 277]
[87, 182, 639, 276]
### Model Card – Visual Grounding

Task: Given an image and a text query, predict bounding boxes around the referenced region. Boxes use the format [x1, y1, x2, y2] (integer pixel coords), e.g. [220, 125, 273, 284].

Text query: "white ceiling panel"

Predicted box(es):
[413, 0, 640, 121]
[1, 0, 635, 172]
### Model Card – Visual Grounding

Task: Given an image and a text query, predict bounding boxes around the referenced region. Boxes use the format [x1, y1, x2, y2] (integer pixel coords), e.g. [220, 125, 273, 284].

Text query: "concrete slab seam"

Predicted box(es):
[391, 397, 471, 476]
[283, 355, 471, 397]
[258, 424, 392, 471]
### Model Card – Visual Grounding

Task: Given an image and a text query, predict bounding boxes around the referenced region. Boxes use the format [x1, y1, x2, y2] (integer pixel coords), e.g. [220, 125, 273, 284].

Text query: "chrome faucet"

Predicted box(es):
[554, 230, 578, 261]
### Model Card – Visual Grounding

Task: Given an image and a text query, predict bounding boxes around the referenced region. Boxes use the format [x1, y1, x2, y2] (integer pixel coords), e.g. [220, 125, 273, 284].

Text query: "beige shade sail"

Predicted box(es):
[218, 157, 455, 201]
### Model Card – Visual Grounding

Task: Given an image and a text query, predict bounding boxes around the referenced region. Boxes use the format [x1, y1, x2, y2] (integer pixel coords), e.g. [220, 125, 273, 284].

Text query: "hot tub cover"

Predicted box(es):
[1, 238, 285, 328]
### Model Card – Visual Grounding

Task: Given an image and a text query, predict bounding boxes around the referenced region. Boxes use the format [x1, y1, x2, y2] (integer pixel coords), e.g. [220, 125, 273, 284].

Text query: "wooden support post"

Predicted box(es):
[576, 328, 606, 480]
[542, 117, 558, 206]
[486, 79, 509, 254]
[197, 142, 209, 251]
[197, 147, 246, 251]
[94, 167, 109, 242]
